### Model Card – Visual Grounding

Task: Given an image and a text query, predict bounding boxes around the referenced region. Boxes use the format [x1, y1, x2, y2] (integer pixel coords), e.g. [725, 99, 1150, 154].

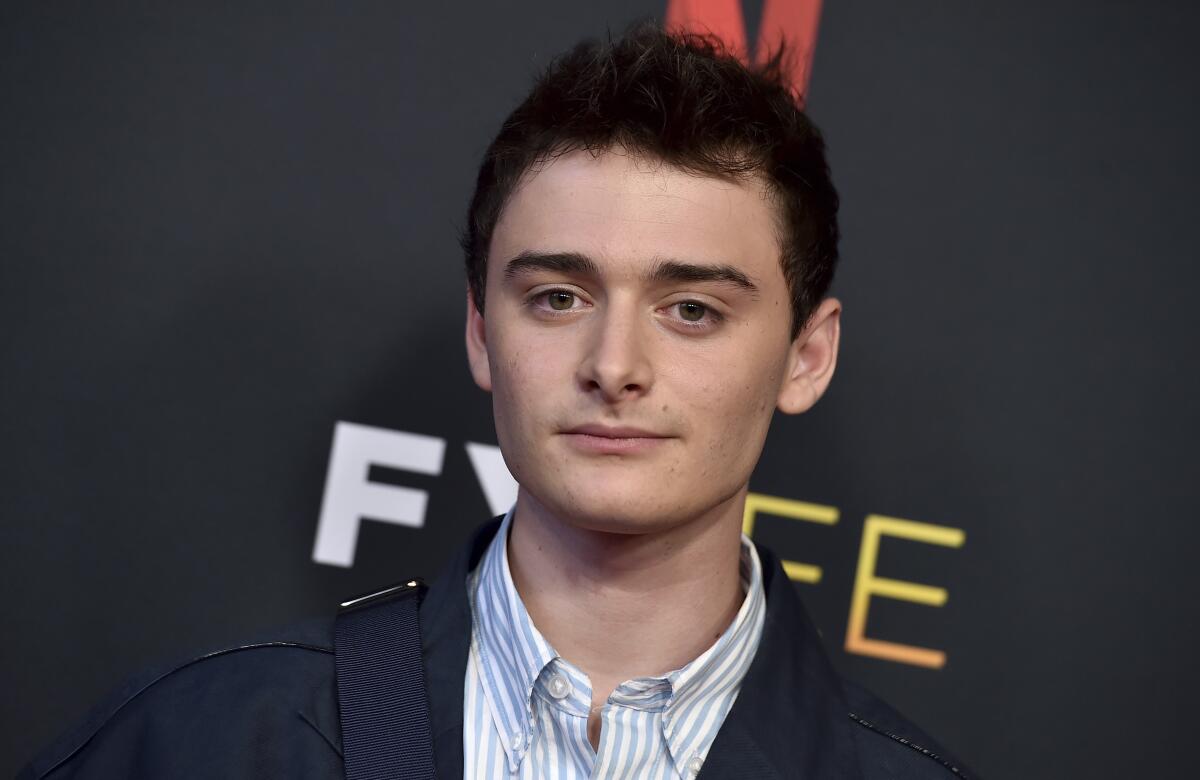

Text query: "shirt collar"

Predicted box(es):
[659, 537, 765, 775]
[467, 506, 555, 771]
[467, 505, 767, 775]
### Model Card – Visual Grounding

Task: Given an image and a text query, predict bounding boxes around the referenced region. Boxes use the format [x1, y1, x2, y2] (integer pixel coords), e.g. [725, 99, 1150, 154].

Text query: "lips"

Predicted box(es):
[563, 423, 670, 439]
[560, 423, 673, 454]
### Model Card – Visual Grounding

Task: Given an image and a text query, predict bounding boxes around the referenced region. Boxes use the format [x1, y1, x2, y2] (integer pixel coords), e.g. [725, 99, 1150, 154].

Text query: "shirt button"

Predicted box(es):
[547, 673, 572, 699]
[689, 754, 705, 775]
[509, 731, 525, 751]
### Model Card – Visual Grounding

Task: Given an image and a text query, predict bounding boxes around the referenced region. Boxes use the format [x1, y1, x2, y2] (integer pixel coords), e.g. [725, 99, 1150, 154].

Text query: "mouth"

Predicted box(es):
[560, 423, 673, 455]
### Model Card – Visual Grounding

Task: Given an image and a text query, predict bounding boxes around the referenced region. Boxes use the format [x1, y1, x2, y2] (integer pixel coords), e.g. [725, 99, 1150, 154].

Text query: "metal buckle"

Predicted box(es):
[338, 578, 426, 613]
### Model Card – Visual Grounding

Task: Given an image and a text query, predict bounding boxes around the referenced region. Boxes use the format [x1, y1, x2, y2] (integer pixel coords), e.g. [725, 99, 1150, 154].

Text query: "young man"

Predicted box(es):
[23, 24, 974, 780]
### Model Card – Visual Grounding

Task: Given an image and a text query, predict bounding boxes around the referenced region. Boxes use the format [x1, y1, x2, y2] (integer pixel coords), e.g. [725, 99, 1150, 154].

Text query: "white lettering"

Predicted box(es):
[312, 421, 445, 567]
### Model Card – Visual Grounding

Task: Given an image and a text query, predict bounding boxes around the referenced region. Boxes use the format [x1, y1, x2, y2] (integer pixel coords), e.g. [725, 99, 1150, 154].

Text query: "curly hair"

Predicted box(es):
[461, 21, 839, 337]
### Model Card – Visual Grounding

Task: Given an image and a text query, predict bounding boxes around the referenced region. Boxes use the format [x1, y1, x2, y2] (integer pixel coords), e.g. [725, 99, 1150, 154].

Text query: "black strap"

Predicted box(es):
[334, 579, 436, 780]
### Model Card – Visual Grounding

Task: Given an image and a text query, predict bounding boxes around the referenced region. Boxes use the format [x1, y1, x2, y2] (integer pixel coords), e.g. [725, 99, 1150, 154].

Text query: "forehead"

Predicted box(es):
[489, 148, 784, 283]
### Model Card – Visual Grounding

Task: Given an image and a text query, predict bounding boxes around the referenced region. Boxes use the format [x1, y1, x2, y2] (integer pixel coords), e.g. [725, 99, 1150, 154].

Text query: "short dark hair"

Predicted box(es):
[462, 21, 839, 337]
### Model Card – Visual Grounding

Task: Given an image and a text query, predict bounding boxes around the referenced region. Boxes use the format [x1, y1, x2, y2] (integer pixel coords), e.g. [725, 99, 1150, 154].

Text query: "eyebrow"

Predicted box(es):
[646, 258, 759, 295]
[503, 251, 599, 280]
[502, 251, 759, 295]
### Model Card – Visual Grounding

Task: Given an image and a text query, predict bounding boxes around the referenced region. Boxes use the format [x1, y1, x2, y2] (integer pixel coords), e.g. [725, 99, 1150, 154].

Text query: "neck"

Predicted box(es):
[506, 489, 748, 700]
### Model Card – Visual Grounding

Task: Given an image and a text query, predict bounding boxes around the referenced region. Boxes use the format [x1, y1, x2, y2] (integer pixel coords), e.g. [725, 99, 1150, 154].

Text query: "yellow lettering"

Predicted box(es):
[845, 514, 965, 669]
[742, 493, 838, 583]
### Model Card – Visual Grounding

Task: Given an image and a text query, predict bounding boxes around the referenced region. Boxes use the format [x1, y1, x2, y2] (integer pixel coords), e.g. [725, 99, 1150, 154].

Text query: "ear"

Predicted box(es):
[777, 297, 841, 415]
[465, 286, 493, 392]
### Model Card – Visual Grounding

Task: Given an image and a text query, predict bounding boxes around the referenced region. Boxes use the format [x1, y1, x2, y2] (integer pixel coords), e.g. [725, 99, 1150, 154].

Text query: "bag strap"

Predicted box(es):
[334, 578, 436, 780]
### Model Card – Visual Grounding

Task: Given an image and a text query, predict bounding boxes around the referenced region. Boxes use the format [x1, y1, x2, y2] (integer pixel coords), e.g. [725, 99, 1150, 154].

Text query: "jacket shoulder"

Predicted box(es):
[841, 678, 979, 780]
[20, 618, 343, 780]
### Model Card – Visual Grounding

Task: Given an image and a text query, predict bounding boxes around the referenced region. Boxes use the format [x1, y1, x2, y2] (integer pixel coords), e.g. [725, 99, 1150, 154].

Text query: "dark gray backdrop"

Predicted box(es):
[3, 1, 1197, 778]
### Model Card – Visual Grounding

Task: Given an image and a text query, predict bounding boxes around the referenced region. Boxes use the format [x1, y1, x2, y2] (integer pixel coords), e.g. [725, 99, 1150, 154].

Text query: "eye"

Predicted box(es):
[547, 291, 576, 311]
[528, 288, 586, 314]
[661, 299, 723, 332]
[677, 301, 707, 322]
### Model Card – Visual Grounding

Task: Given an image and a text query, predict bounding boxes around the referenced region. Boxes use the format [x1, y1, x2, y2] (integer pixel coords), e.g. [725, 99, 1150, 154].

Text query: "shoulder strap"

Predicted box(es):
[334, 578, 436, 780]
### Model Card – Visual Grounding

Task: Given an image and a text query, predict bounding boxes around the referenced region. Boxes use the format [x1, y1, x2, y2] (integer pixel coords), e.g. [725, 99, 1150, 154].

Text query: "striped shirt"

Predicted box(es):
[463, 507, 766, 779]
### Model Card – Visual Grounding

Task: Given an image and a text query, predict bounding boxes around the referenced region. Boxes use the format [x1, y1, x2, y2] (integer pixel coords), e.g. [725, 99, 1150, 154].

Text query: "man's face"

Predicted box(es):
[466, 148, 838, 534]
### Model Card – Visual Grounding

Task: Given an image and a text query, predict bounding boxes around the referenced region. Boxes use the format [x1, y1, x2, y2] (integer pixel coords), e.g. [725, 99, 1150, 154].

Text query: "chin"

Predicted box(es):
[530, 471, 705, 535]
[564, 509, 674, 535]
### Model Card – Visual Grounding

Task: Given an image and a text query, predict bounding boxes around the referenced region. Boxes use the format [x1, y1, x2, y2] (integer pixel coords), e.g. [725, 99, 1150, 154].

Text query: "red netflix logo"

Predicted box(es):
[664, 0, 824, 103]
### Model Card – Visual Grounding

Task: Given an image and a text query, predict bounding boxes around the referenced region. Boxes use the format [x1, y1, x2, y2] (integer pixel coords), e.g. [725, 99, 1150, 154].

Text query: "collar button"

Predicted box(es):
[548, 673, 572, 699]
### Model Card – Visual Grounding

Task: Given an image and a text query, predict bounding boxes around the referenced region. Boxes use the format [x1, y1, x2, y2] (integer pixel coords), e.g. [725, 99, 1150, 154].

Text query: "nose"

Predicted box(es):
[577, 303, 653, 403]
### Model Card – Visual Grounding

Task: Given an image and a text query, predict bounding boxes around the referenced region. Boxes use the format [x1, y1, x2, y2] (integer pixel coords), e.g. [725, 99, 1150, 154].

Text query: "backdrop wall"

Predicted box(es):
[3, 2, 1197, 778]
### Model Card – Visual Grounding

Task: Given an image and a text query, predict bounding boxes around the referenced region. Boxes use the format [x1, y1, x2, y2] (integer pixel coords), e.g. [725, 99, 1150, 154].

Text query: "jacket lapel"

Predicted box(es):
[419, 518, 501, 779]
[699, 544, 864, 780]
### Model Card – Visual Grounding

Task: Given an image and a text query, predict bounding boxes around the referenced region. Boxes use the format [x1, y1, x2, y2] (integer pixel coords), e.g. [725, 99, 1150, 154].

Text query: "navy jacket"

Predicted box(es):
[22, 519, 976, 779]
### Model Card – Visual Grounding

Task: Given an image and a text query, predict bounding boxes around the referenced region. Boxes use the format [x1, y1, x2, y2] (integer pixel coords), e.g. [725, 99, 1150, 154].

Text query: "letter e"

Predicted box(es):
[845, 514, 965, 669]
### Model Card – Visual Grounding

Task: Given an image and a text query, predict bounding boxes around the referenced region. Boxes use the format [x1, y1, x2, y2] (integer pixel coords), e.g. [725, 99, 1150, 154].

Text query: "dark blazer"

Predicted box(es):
[21, 519, 976, 779]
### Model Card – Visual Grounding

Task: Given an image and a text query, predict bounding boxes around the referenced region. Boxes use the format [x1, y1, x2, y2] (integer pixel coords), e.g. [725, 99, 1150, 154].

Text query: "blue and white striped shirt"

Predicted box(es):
[463, 507, 766, 778]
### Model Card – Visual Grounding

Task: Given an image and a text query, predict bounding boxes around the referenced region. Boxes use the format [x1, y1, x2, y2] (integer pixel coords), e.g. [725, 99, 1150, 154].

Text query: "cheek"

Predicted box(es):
[489, 332, 574, 436]
[676, 338, 786, 446]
